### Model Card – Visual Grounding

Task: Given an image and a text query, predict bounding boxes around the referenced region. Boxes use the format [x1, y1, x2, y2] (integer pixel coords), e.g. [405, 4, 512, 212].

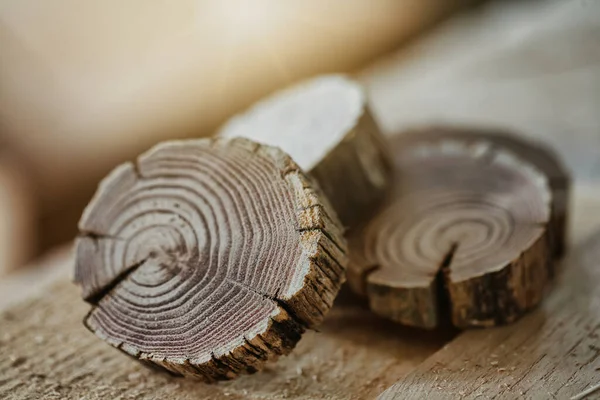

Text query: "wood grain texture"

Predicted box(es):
[348, 139, 553, 329]
[394, 126, 571, 258]
[379, 228, 600, 400]
[219, 75, 393, 228]
[0, 278, 452, 400]
[74, 137, 347, 381]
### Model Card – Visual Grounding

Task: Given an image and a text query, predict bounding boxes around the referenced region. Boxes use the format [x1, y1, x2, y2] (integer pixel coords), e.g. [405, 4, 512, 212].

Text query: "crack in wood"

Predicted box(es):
[78, 231, 125, 242]
[84, 257, 149, 305]
[224, 278, 308, 329]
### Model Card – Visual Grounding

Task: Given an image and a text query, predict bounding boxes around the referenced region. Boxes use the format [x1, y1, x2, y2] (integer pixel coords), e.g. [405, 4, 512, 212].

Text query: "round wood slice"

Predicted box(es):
[394, 126, 571, 259]
[218, 75, 392, 228]
[74, 137, 347, 381]
[348, 140, 553, 329]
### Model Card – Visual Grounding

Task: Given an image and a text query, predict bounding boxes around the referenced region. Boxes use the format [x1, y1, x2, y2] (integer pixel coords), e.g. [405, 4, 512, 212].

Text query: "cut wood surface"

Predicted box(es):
[0, 278, 452, 400]
[394, 126, 571, 258]
[348, 139, 553, 329]
[379, 228, 600, 400]
[74, 137, 347, 381]
[219, 75, 392, 227]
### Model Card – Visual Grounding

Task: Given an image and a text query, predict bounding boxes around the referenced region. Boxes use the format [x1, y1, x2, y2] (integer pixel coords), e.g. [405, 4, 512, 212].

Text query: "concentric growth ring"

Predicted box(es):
[394, 126, 570, 258]
[74, 138, 347, 381]
[348, 140, 552, 329]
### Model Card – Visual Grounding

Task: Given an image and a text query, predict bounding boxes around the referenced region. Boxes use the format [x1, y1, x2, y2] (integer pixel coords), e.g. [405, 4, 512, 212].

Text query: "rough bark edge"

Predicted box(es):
[446, 230, 551, 328]
[366, 279, 439, 329]
[257, 143, 348, 327]
[310, 105, 393, 228]
[78, 137, 348, 382]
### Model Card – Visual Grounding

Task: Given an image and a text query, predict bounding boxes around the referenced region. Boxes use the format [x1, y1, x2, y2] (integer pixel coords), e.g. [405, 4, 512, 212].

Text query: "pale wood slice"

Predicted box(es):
[218, 75, 393, 228]
[395, 126, 571, 259]
[74, 137, 347, 382]
[348, 140, 553, 329]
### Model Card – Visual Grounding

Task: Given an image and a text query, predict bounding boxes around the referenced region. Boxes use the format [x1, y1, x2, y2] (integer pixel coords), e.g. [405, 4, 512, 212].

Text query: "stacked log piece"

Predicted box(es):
[348, 131, 570, 329]
[219, 75, 393, 228]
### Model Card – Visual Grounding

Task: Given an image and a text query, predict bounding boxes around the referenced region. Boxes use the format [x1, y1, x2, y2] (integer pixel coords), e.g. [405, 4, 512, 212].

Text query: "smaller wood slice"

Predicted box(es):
[218, 75, 393, 228]
[348, 140, 553, 329]
[74, 138, 347, 381]
[394, 127, 570, 259]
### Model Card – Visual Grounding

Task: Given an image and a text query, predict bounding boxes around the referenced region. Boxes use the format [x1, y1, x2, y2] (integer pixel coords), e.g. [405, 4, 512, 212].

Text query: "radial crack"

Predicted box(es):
[435, 242, 460, 328]
[78, 230, 125, 242]
[85, 257, 149, 304]
[440, 242, 459, 272]
[225, 278, 307, 329]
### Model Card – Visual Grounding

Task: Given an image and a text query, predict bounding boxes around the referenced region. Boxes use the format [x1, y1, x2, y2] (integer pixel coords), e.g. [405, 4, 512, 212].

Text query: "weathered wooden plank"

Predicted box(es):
[379, 226, 600, 399]
[3, 195, 598, 400]
[0, 269, 452, 400]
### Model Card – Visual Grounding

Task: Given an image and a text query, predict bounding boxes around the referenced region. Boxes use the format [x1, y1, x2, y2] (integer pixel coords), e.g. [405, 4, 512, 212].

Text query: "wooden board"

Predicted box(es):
[380, 226, 600, 399]
[2, 191, 599, 400]
[0, 272, 452, 400]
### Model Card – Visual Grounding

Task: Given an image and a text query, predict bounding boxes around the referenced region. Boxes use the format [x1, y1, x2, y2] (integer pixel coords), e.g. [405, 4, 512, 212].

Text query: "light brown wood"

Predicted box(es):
[394, 126, 571, 259]
[379, 228, 600, 400]
[348, 139, 553, 329]
[0, 278, 451, 400]
[74, 137, 347, 382]
[219, 75, 393, 227]
[0, 153, 36, 274]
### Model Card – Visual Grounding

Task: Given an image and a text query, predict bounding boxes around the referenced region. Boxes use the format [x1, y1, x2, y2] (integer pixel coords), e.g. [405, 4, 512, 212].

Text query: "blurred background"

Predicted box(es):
[0, 0, 599, 304]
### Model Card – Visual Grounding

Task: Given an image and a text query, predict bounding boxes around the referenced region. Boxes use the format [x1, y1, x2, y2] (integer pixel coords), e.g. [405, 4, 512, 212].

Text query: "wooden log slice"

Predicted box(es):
[394, 127, 570, 259]
[348, 140, 553, 329]
[218, 75, 393, 228]
[74, 137, 347, 381]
